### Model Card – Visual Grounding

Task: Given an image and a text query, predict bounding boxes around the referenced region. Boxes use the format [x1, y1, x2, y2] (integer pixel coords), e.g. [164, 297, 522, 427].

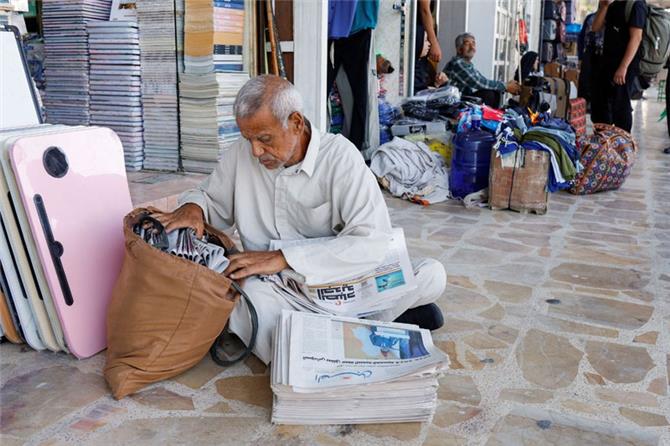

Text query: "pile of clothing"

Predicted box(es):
[370, 136, 450, 205]
[494, 111, 582, 192]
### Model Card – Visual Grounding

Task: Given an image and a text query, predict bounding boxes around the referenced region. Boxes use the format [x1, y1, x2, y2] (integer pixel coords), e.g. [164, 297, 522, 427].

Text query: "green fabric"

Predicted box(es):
[522, 131, 577, 180]
[513, 128, 523, 141]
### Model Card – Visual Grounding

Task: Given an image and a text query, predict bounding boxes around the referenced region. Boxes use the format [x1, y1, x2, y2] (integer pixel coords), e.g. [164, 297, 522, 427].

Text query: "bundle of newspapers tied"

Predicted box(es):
[271, 310, 449, 425]
[266, 228, 416, 318]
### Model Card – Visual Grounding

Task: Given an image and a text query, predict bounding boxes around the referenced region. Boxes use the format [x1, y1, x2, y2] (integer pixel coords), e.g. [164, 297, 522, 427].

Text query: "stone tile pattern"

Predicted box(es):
[0, 93, 668, 445]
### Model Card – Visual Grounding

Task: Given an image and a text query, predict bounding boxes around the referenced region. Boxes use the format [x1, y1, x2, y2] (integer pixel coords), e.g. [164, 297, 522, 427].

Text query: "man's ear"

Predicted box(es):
[288, 112, 304, 134]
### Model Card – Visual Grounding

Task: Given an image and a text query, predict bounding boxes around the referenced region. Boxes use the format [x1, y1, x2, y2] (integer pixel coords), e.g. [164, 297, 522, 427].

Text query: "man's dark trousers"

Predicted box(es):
[591, 66, 636, 132]
[327, 29, 372, 151]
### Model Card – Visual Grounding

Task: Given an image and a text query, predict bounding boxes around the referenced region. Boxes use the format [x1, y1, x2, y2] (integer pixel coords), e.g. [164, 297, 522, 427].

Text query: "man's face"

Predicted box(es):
[458, 37, 476, 60]
[237, 106, 303, 170]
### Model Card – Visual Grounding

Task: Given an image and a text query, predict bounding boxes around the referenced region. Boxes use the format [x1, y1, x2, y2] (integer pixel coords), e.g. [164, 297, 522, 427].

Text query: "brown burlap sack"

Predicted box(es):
[489, 149, 550, 215]
[104, 208, 238, 399]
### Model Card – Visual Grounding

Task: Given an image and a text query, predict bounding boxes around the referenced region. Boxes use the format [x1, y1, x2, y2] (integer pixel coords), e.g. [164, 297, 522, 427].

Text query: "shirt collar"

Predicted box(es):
[297, 123, 320, 177]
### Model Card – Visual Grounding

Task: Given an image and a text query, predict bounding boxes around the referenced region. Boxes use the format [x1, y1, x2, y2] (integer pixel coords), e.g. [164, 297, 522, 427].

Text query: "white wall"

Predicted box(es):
[437, 0, 497, 78]
[437, 0, 468, 71]
[293, 0, 328, 130]
[438, 0, 542, 79]
[466, 0, 497, 78]
[375, 0, 405, 104]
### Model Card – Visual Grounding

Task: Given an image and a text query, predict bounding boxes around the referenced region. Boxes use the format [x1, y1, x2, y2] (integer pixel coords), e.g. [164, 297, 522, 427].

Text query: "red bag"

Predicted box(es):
[568, 98, 587, 137]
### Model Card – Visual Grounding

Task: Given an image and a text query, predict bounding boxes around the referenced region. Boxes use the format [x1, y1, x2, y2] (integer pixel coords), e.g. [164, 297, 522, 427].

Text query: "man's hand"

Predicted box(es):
[506, 80, 521, 95]
[428, 40, 442, 63]
[152, 203, 205, 238]
[225, 250, 289, 280]
[613, 64, 628, 85]
[598, 0, 612, 8]
[434, 71, 448, 87]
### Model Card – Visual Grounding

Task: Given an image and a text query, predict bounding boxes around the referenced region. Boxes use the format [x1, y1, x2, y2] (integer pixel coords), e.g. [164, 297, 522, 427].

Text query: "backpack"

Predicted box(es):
[543, 20, 558, 41]
[626, 1, 670, 80]
[543, 0, 561, 20]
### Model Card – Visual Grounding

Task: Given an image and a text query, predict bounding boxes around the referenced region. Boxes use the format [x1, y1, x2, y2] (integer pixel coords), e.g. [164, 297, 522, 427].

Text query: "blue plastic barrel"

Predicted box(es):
[449, 116, 496, 199]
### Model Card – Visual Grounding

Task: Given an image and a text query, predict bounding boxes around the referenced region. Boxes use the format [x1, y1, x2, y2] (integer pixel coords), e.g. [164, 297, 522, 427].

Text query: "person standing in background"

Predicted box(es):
[590, 0, 646, 132]
[577, 11, 605, 105]
[413, 0, 443, 93]
[327, 0, 380, 152]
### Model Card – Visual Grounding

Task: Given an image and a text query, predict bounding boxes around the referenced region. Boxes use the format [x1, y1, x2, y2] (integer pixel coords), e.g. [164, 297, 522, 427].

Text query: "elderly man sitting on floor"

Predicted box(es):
[156, 75, 446, 364]
[443, 32, 521, 108]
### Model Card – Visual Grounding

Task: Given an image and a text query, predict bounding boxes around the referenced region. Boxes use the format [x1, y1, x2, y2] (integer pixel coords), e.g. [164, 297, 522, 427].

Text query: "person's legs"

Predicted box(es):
[336, 29, 372, 150]
[590, 66, 612, 124]
[578, 51, 593, 102]
[326, 39, 340, 98]
[611, 76, 634, 132]
[370, 258, 446, 328]
[413, 57, 431, 94]
[228, 276, 294, 364]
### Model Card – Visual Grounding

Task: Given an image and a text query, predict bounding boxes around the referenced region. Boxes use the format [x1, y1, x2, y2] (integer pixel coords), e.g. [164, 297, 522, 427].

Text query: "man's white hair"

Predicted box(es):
[455, 32, 475, 50]
[233, 75, 304, 128]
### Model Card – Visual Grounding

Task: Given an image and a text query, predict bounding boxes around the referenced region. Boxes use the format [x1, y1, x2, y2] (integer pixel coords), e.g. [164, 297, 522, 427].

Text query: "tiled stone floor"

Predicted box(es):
[1, 95, 669, 446]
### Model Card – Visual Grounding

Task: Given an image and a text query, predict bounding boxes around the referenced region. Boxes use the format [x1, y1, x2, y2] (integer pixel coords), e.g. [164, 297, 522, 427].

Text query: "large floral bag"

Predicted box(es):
[569, 123, 638, 195]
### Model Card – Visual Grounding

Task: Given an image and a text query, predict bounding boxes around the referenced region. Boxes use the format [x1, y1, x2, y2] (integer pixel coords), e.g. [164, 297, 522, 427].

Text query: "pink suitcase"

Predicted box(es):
[9, 127, 132, 358]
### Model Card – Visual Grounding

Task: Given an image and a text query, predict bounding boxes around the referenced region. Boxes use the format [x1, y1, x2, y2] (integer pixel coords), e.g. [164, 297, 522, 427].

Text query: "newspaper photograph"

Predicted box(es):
[284, 311, 448, 390]
[268, 228, 416, 317]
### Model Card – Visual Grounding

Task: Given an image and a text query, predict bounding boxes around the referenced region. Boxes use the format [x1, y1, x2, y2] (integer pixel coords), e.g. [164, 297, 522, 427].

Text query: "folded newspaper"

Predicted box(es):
[267, 228, 416, 318]
[271, 310, 449, 425]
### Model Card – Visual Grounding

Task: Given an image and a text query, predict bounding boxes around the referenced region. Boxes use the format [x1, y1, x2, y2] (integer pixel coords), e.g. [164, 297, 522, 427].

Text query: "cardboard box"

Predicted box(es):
[564, 68, 579, 88]
[544, 61, 563, 78]
[391, 121, 447, 136]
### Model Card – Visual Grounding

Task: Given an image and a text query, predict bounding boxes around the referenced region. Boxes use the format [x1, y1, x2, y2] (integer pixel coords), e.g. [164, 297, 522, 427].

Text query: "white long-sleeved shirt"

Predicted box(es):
[178, 127, 393, 285]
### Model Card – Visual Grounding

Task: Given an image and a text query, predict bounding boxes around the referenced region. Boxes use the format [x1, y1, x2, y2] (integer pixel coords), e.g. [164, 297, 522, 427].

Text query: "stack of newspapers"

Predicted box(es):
[136, 0, 180, 171]
[271, 310, 449, 424]
[87, 21, 145, 171]
[42, 0, 111, 125]
[179, 0, 248, 173]
[179, 71, 248, 173]
[267, 228, 416, 318]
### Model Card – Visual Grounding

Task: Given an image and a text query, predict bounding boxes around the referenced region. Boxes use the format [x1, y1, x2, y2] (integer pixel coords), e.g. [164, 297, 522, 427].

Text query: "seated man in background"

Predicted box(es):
[155, 75, 447, 364]
[443, 33, 521, 107]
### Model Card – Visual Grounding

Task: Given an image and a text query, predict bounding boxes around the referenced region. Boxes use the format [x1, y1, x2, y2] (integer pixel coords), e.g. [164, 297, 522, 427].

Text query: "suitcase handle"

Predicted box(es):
[33, 194, 74, 306]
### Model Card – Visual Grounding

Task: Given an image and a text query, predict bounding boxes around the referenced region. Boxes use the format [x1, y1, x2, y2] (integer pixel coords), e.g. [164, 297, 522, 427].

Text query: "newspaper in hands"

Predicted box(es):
[268, 228, 416, 318]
